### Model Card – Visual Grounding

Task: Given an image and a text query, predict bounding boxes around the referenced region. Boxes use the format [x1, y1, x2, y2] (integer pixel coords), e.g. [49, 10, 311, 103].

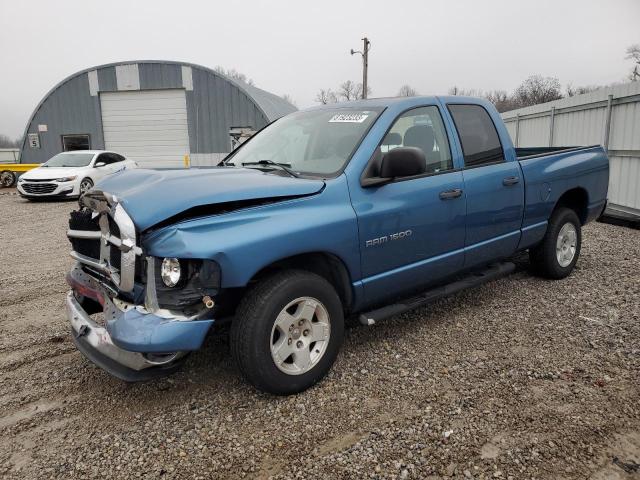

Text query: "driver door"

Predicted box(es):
[350, 106, 467, 304]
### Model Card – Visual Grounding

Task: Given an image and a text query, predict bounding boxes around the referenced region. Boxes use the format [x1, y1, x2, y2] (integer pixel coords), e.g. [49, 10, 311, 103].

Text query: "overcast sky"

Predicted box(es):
[0, 0, 638, 138]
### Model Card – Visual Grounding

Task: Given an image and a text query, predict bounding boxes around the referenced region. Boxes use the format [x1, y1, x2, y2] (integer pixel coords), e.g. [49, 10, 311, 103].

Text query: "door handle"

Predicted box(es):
[503, 176, 520, 186]
[439, 188, 463, 200]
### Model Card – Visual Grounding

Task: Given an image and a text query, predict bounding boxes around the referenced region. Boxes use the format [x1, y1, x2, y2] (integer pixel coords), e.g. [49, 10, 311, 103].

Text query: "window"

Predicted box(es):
[42, 152, 94, 167]
[381, 106, 453, 174]
[62, 134, 90, 151]
[447, 104, 504, 167]
[225, 108, 382, 177]
[96, 153, 122, 165]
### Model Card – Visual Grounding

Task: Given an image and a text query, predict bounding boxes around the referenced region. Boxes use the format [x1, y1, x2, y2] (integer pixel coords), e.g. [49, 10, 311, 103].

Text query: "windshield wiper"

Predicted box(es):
[242, 160, 300, 178]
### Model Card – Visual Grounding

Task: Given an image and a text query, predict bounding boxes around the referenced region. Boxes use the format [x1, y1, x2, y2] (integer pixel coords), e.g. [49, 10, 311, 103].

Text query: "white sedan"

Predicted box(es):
[17, 150, 136, 200]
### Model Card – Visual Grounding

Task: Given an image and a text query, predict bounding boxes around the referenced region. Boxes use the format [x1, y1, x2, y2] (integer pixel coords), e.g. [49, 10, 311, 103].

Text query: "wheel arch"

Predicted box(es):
[248, 252, 354, 312]
[554, 187, 589, 225]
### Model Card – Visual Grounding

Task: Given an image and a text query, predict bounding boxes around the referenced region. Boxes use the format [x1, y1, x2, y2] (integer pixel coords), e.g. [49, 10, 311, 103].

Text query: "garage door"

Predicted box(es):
[100, 89, 190, 168]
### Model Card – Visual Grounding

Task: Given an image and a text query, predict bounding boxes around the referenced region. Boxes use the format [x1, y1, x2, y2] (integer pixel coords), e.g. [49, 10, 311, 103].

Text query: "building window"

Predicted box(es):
[62, 134, 90, 151]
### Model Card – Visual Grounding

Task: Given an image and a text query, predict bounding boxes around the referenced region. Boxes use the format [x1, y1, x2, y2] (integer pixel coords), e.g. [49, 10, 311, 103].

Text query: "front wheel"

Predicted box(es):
[79, 178, 94, 195]
[230, 270, 344, 395]
[530, 207, 582, 279]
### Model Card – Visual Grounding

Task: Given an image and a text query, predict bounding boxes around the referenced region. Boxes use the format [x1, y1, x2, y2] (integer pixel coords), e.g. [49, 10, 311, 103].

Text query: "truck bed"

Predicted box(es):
[516, 144, 609, 250]
[515, 145, 598, 159]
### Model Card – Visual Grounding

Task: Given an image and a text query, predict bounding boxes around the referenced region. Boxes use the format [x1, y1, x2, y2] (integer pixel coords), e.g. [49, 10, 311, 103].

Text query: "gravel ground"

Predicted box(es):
[0, 188, 639, 480]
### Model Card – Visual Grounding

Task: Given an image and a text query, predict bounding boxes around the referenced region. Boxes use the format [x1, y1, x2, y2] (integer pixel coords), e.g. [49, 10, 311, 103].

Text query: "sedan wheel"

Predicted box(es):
[0, 171, 16, 187]
[79, 179, 93, 195]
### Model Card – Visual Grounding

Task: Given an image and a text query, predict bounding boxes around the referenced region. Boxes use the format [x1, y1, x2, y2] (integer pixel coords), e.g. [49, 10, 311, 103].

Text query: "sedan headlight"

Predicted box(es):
[56, 176, 78, 182]
[160, 258, 182, 287]
[18, 176, 25, 182]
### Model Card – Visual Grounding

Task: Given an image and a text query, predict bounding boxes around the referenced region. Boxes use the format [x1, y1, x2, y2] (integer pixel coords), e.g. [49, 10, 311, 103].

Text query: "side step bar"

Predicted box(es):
[359, 261, 516, 326]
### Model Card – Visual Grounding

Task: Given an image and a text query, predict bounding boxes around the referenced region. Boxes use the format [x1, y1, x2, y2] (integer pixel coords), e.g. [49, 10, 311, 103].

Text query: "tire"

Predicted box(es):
[79, 178, 94, 196]
[230, 270, 344, 395]
[529, 207, 582, 279]
[0, 170, 16, 187]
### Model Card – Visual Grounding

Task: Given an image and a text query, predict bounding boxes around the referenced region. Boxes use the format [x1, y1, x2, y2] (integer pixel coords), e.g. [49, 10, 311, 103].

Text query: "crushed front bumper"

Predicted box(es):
[67, 265, 214, 381]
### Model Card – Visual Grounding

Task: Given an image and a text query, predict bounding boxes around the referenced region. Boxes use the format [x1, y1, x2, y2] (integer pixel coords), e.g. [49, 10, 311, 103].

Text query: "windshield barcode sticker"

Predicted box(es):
[329, 112, 370, 123]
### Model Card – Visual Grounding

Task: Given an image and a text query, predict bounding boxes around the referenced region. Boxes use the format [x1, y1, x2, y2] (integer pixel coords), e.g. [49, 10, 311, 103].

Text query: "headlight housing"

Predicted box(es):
[154, 258, 221, 312]
[160, 258, 182, 287]
[56, 176, 78, 182]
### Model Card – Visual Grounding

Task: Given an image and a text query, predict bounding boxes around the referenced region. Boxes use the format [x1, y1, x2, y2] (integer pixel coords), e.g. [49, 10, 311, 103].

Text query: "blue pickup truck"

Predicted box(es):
[66, 96, 609, 394]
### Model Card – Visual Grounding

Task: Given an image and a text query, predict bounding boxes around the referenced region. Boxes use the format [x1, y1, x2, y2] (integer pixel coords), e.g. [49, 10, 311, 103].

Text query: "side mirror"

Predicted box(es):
[380, 147, 426, 178]
[361, 147, 426, 187]
[94, 161, 106, 168]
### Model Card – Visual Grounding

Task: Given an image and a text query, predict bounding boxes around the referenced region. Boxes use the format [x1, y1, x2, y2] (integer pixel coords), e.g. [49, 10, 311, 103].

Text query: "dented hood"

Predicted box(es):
[95, 167, 325, 230]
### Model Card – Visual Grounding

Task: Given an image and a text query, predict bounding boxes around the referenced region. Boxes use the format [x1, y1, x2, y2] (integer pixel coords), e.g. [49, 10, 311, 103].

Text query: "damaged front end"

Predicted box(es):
[66, 191, 216, 381]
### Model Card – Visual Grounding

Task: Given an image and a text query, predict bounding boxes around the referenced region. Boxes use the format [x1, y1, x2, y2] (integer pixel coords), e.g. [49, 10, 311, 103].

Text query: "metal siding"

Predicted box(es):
[552, 107, 607, 146]
[610, 102, 640, 150]
[139, 63, 182, 90]
[97, 67, 117, 92]
[517, 115, 551, 147]
[504, 120, 516, 140]
[21, 74, 104, 163]
[187, 66, 270, 155]
[609, 154, 640, 211]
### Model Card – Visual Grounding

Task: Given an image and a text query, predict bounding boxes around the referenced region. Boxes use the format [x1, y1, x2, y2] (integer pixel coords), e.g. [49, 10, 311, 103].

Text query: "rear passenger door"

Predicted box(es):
[446, 104, 524, 268]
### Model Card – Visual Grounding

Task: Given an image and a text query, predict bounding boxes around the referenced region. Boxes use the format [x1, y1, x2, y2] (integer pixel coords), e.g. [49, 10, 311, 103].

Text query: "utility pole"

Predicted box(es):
[350, 37, 371, 99]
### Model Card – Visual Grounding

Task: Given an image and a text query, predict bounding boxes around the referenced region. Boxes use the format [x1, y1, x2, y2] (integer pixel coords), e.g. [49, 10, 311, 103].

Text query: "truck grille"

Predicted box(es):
[22, 183, 57, 194]
[67, 193, 142, 292]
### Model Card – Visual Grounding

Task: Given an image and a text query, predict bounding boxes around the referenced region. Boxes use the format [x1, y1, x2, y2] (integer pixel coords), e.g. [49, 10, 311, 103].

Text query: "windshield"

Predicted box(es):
[42, 152, 94, 167]
[225, 107, 382, 176]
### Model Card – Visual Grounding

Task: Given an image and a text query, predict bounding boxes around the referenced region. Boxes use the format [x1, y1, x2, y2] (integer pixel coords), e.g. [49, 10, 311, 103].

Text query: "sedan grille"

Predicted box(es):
[22, 183, 57, 194]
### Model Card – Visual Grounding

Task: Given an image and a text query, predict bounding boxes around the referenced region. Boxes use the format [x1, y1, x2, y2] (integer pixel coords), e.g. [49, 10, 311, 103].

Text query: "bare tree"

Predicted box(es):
[448, 86, 481, 97]
[281, 94, 297, 107]
[484, 90, 518, 112]
[315, 88, 338, 104]
[513, 75, 563, 107]
[315, 81, 371, 104]
[353, 82, 372, 100]
[626, 44, 640, 81]
[0, 134, 20, 148]
[397, 85, 418, 97]
[565, 84, 600, 97]
[214, 66, 255, 86]
[339, 80, 359, 101]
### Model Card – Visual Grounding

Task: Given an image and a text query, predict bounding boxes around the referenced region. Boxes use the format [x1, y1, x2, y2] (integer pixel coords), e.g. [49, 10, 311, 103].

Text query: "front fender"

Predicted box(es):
[142, 175, 361, 288]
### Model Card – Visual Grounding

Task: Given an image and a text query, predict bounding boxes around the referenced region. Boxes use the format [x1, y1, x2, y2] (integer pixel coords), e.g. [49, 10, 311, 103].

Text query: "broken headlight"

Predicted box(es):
[160, 258, 182, 287]
[154, 258, 220, 312]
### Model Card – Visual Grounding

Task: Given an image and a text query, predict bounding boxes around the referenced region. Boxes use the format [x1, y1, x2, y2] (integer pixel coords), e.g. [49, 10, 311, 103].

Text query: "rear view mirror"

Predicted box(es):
[94, 161, 106, 168]
[380, 147, 426, 178]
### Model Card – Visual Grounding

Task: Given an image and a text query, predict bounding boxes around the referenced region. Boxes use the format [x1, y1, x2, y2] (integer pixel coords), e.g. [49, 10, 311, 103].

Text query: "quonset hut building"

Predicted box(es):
[20, 60, 297, 167]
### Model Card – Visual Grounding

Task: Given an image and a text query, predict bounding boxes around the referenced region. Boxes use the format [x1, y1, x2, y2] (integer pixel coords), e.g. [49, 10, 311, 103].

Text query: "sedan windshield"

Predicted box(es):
[225, 107, 382, 176]
[42, 152, 94, 167]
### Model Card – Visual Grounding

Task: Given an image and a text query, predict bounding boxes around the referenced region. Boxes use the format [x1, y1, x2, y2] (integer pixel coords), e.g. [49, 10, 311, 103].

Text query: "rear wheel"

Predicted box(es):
[0, 170, 16, 187]
[230, 270, 344, 395]
[530, 207, 581, 279]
